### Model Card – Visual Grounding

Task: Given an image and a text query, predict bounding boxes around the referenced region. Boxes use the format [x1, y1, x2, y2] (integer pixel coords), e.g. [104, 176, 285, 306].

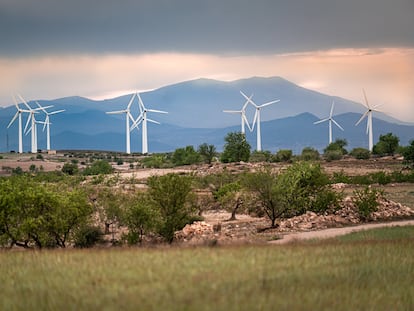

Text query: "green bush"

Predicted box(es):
[83, 160, 114, 175]
[350, 148, 370, 160]
[352, 187, 383, 221]
[324, 150, 343, 162]
[172, 146, 201, 166]
[74, 225, 104, 248]
[324, 139, 348, 155]
[300, 147, 320, 161]
[272, 149, 293, 162]
[249, 151, 271, 163]
[221, 132, 251, 163]
[62, 162, 79, 175]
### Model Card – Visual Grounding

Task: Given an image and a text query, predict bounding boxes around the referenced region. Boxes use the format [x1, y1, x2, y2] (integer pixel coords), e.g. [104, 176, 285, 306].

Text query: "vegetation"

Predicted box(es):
[172, 145, 201, 166]
[402, 140, 414, 167]
[300, 146, 320, 161]
[324, 138, 348, 155]
[373, 132, 400, 156]
[197, 143, 217, 164]
[352, 186, 383, 221]
[221, 132, 251, 163]
[272, 149, 293, 162]
[147, 173, 196, 243]
[83, 160, 114, 175]
[1, 231, 413, 310]
[0, 176, 92, 248]
[350, 147, 371, 159]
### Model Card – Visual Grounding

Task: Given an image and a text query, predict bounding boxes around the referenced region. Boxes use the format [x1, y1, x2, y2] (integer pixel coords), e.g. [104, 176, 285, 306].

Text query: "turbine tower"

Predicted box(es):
[314, 101, 344, 144]
[240, 91, 280, 151]
[36, 102, 65, 151]
[223, 93, 254, 134]
[106, 93, 137, 154]
[7, 95, 31, 153]
[355, 89, 382, 152]
[131, 93, 168, 154]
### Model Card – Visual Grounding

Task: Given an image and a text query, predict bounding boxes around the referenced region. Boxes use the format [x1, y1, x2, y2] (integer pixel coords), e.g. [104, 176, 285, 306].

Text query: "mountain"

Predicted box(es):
[1, 77, 413, 153]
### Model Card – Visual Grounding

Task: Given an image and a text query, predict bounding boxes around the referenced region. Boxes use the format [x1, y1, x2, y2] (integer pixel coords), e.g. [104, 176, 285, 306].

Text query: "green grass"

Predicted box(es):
[336, 225, 414, 243]
[1, 228, 414, 311]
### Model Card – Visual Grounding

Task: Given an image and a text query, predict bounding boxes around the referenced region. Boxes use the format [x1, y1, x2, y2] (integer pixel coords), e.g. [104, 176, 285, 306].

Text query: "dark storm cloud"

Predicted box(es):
[1, 0, 413, 56]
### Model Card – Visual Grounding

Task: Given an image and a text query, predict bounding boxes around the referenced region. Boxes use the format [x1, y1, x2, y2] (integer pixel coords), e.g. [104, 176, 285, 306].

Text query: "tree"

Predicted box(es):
[373, 133, 400, 156]
[324, 139, 348, 155]
[172, 145, 200, 166]
[147, 173, 196, 243]
[402, 140, 414, 167]
[220, 132, 251, 163]
[122, 193, 161, 244]
[197, 143, 217, 164]
[62, 162, 79, 175]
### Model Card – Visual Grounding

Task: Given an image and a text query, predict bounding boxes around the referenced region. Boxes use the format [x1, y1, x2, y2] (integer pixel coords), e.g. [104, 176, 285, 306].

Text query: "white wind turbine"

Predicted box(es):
[223, 93, 254, 134]
[131, 93, 168, 154]
[355, 89, 382, 152]
[240, 91, 280, 151]
[106, 93, 138, 154]
[313, 101, 344, 144]
[36, 102, 65, 151]
[7, 95, 31, 153]
[20, 95, 53, 153]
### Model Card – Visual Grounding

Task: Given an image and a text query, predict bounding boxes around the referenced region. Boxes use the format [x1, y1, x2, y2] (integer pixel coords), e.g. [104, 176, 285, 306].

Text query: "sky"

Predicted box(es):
[1, 0, 413, 122]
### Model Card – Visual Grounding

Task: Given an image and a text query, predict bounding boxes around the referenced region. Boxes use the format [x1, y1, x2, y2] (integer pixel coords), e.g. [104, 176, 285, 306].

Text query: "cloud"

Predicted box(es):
[1, 0, 413, 56]
[0, 48, 413, 122]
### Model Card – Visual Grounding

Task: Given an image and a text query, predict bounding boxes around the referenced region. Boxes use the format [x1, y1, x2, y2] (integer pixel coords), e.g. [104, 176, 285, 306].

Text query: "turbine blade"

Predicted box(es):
[127, 93, 136, 109]
[355, 111, 368, 126]
[372, 103, 383, 111]
[48, 109, 65, 115]
[24, 114, 32, 133]
[362, 88, 370, 109]
[147, 108, 168, 114]
[7, 112, 19, 128]
[259, 99, 280, 108]
[18, 94, 31, 110]
[147, 118, 160, 125]
[137, 93, 145, 111]
[329, 102, 335, 118]
[240, 91, 257, 107]
[314, 118, 329, 125]
[243, 114, 254, 132]
[223, 110, 242, 114]
[106, 110, 126, 114]
[332, 118, 344, 131]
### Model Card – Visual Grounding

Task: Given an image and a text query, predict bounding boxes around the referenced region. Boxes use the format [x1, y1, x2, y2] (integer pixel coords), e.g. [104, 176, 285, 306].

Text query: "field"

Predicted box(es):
[1, 225, 413, 311]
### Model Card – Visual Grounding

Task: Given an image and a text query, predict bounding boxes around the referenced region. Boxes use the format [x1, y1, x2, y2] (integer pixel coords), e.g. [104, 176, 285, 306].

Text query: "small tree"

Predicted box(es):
[221, 132, 251, 163]
[172, 146, 200, 166]
[272, 149, 293, 162]
[324, 139, 348, 155]
[62, 162, 79, 175]
[373, 133, 400, 156]
[83, 160, 114, 175]
[197, 143, 217, 164]
[350, 147, 370, 160]
[147, 173, 196, 243]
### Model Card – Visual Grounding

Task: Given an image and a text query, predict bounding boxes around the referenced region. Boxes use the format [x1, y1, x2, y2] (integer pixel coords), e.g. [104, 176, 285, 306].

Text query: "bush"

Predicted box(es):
[352, 187, 383, 221]
[172, 146, 201, 166]
[350, 148, 370, 160]
[372, 133, 399, 156]
[83, 160, 114, 175]
[74, 225, 104, 248]
[249, 151, 271, 163]
[272, 149, 293, 162]
[197, 143, 217, 164]
[324, 150, 343, 162]
[402, 140, 414, 167]
[300, 147, 320, 161]
[62, 162, 79, 175]
[311, 189, 343, 213]
[324, 139, 348, 155]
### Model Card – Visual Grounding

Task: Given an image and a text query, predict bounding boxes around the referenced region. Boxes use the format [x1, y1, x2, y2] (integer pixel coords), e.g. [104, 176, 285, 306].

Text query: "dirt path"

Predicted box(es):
[269, 220, 414, 245]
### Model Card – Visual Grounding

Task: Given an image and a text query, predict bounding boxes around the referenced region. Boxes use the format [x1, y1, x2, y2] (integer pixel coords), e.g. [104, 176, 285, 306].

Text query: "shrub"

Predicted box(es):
[372, 133, 399, 156]
[74, 225, 104, 248]
[352, 187, 383, 221]
[83, 160, 114, 175]
[249, 151, 271, 163]
[62, 162, 79, 175]
[324, 139, 348, 155]
[311, 189, 343, 213]
[402, 140, 414, 167]
[300, 147, 320, 161]
[172, 146, 201, 166]
[324, 150, 343, 162]
[272, 149, 293, 162]
[197, 143, 217, 164]
[350, 148, 370, 160]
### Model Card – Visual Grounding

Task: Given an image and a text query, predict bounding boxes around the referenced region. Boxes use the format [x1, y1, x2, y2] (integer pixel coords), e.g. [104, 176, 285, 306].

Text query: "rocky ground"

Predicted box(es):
[174, 195, 414, 246]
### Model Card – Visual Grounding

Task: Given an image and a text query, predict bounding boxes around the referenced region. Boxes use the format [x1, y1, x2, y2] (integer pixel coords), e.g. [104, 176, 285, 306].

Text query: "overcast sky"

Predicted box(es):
[1, 0, 413, 121]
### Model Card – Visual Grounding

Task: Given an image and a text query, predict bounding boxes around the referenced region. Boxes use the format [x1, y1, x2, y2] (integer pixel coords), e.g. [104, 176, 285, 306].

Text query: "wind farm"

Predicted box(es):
[1, 77, 413, 155]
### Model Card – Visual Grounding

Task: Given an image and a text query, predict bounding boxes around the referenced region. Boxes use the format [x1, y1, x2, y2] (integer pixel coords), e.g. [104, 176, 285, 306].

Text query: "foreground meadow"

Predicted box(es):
[1, 226, 413, 311]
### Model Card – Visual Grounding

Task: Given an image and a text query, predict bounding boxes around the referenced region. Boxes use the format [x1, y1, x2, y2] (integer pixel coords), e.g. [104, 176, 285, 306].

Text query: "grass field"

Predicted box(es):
[1, 226, 413, 311]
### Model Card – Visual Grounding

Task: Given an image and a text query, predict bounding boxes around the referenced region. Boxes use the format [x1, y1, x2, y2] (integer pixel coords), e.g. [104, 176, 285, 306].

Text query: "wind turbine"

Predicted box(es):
[240, 91, 280, 151]
[21, 95, 53, 153]
[313, 101, 344, 144]
[131, 93, 168, 154]
[355, 89, 382, 152]
[106, 93, 137, 154]
[223, 93, 254, 134]
[36, 102, 65, 151]
[7, 95, 31, 153]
